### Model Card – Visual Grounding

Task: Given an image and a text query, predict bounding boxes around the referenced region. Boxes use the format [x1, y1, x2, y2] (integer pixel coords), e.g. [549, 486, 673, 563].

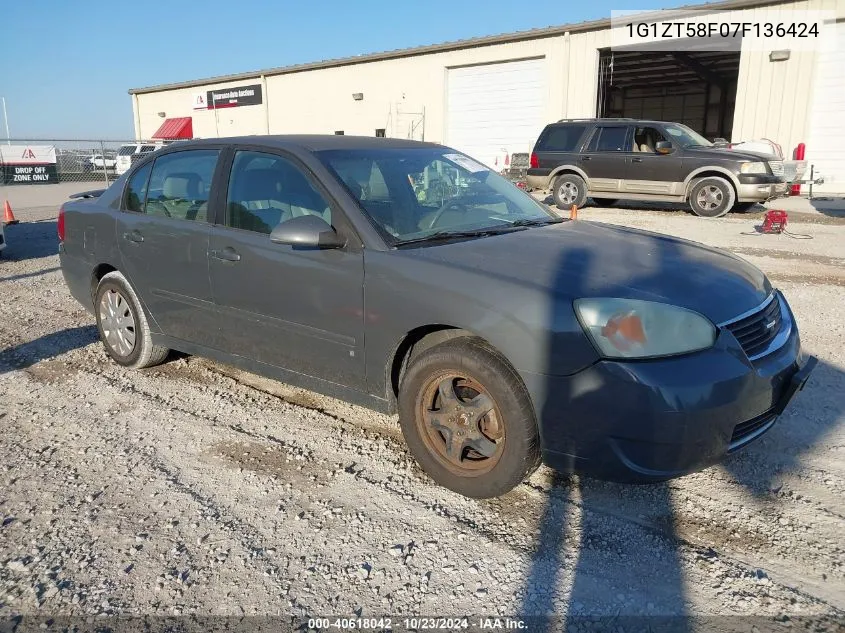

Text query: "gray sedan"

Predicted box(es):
[58, 136, 813, 498]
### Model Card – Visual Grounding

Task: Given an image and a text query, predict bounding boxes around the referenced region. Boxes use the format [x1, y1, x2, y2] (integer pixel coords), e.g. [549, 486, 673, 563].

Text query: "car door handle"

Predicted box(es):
[631, 157, 643, 163]
[122, 230, 144, 243]
[210, 247, 241, 262]
[582, 156, 592, 161]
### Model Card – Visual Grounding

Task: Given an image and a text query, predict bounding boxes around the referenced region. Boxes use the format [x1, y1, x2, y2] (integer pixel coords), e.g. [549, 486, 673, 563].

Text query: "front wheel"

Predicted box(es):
[688, 177, 735, 218]
[398, 337, 540, 498]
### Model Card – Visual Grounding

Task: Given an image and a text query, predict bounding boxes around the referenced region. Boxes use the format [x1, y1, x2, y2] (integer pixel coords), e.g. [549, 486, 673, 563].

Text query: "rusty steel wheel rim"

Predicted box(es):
[415, 372, 505, 476]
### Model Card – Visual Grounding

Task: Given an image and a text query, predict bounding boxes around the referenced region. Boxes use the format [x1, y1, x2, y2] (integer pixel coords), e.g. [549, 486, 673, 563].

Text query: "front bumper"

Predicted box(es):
[520, 299, 814, 482]
[737, 174, 788, 202]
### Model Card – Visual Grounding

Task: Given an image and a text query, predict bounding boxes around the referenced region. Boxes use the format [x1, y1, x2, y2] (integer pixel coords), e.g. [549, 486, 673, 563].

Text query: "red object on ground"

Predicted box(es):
[3, 200, 19, 225]
[151, 117, 193, 140]
[791, 143, 806, 196]
[762, 209, 788, 234]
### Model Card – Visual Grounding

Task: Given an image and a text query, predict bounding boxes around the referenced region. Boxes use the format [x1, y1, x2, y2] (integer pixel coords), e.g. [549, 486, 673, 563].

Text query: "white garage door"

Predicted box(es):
[806, 22, 845, 194]
[447, 59, 546, 169]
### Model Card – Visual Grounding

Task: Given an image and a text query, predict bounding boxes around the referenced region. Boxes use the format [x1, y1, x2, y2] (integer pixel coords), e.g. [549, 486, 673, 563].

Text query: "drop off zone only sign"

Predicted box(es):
[0, 145, 58, 184]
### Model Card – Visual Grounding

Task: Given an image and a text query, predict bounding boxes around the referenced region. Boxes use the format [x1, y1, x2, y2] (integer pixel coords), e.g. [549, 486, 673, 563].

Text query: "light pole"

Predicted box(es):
[1, 97, 9, 145]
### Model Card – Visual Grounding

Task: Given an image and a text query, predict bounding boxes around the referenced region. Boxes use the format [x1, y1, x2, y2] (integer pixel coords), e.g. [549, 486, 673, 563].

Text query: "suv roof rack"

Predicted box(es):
[555, 117, 636, 123]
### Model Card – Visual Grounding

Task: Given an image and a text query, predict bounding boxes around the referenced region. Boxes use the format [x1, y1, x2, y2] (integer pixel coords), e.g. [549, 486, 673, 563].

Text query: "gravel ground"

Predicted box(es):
[0, 202, 843, 630]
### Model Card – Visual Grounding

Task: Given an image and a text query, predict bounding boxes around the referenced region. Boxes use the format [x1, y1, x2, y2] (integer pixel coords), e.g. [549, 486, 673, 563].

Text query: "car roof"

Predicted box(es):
[166, 135, 444, 152]
[549, 119, 669, 127]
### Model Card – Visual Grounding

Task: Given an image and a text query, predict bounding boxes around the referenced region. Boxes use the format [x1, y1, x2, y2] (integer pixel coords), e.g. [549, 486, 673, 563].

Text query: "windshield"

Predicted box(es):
[117, 145, 136, 156]
[318, 148, 556, 244]
[663, 124, 713, 148]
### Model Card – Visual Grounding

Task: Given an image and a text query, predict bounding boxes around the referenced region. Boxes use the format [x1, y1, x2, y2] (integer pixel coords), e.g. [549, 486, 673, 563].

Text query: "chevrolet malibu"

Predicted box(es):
[58, 136, 815, 498]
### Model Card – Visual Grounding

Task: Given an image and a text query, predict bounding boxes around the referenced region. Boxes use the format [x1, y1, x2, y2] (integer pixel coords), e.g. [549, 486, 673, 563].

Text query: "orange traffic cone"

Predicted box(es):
[3, 200, 19, 226]
[569, 204, 578, 220]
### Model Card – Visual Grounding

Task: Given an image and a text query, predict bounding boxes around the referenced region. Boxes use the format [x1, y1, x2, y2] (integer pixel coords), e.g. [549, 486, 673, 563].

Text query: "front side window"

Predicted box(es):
[144, 150, 219, 222]
[226, 150, 332, 235]
[586, 126, 630, 152]
[633, 126, 669, 153]
[320, 148, 557, 244]
[124, 162, 152, 212]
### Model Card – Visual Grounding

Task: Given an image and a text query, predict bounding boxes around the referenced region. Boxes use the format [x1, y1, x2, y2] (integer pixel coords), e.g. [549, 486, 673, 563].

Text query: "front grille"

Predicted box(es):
[725, 294, 783, 360]
[768, 160, 784, 177]
[730, 409, 777, 448]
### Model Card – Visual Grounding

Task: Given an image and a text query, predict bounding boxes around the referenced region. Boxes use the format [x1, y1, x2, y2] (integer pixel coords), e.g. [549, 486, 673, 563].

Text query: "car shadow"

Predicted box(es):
[0, 326, 98, 375]
[1, 219, 59, 261]
[0, 267, 61, 283]
[517, 222, 843, 628]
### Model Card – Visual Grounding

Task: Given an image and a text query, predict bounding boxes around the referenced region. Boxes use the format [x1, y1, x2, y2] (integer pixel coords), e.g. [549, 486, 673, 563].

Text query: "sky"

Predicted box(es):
[1, 0, 690, 140]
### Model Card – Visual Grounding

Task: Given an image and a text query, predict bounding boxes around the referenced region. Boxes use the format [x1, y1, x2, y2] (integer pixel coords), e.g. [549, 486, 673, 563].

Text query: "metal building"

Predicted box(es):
[130, 0, 845, 193]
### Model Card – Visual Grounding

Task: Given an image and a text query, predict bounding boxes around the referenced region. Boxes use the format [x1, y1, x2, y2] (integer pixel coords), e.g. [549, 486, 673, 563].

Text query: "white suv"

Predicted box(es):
[115, 143, 165, 176]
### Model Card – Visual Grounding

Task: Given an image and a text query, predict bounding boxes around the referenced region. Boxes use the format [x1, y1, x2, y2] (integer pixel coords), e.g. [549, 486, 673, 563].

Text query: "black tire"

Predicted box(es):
[688, 177, 735, 218]
[94, 271, 169, 369]
[552, 174, 588, 210]
[731, 201, 757, 213]
[398, 336, 540, 498]
[591, 198, 618, 207]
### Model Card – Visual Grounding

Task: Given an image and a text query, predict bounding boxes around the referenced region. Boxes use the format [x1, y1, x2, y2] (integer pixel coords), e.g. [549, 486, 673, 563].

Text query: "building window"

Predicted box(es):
[334, 130, 345, 135]
[375, 129, 386, 138]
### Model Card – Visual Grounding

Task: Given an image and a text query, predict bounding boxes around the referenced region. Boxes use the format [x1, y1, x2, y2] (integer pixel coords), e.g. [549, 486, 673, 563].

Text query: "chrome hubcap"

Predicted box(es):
[696, 185, 723, 211]
[558, 182, 579, 205]
[99, 289, 136, 356]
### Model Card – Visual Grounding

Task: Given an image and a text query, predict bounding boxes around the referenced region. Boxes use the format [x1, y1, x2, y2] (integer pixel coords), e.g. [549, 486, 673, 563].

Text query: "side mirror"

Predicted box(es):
[655, 141, 675, 154]
[269, 215, 345, 249]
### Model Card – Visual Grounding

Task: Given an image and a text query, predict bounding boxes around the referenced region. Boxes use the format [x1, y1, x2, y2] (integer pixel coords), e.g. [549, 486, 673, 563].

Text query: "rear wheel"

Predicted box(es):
[591, 198, 618, 207]
[552, 174, 588, 210]
[95, 271, 169, 369]
[688, 177, 735, 218]
[398, 337, 540, 498]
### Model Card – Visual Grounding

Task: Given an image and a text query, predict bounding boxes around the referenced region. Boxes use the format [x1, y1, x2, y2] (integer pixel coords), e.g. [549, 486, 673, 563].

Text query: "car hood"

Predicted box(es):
[685, 146, 779, 162]
[403, 221, 771, 324]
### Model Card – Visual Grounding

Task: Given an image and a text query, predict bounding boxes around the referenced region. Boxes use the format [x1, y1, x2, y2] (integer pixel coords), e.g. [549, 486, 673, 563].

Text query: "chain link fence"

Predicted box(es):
[0, 139, 174, 187]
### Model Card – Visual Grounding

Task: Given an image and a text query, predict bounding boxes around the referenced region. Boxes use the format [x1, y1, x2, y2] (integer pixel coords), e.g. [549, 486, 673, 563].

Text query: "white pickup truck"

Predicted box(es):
[87, 154, 117, 170]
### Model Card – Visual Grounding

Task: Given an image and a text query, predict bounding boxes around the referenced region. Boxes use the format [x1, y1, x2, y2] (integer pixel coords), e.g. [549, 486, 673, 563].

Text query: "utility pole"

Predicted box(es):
[1, 97, 9, 145]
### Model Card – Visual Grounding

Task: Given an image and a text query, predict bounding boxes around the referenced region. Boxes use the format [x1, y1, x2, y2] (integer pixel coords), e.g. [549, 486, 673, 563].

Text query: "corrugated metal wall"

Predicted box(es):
[732, 0, 845, 157]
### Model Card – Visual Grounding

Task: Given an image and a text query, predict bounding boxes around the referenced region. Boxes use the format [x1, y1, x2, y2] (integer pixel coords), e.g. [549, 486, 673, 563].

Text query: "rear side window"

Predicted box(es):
[537, 125, 587, 151]
[124, 162, 152, 212]
[144, 150, 220, 222]
[586, 126, 630, 152]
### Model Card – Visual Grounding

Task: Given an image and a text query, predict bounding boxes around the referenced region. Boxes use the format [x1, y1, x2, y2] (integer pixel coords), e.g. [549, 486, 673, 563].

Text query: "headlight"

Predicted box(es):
[574, 298, 716, 359]
[740, 162, 768, 174]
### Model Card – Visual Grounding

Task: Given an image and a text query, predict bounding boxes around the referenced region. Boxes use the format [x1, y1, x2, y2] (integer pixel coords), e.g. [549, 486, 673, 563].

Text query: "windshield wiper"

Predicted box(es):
[507, 217, 564, 227]
[394, 226, 527, 247]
